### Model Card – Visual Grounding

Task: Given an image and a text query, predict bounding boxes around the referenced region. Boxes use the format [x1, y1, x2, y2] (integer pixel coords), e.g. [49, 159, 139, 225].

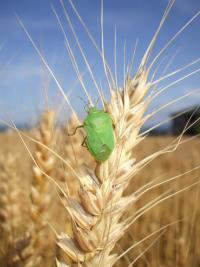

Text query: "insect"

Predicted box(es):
[70, 106, 115, 162]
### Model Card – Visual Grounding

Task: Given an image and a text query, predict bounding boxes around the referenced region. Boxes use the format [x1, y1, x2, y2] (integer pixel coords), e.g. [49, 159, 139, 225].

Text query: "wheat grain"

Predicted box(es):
[60, 114, 94, 198]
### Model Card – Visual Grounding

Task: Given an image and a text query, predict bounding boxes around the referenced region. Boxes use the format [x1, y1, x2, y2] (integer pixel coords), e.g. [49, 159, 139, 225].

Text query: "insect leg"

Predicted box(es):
[68, 125, 84, 136]
[81, 137, 88, 148]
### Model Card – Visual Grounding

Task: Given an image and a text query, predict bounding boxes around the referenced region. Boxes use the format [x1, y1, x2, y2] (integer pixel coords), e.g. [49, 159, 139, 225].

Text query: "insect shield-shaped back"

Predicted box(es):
[83, 107, 115, 162]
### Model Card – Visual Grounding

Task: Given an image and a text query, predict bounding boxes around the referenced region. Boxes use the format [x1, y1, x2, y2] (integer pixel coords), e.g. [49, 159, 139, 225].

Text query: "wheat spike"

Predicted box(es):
[0, 154, 31, 266]
[23, 108, 57, 267]
[54, 1, 179, 265]
[55, 0, 200, 263]
[56, 66, 151, 266]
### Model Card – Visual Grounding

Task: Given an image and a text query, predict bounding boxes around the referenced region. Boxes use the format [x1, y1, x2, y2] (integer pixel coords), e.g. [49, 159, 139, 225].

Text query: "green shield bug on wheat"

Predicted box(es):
[70, 106, 115, 162]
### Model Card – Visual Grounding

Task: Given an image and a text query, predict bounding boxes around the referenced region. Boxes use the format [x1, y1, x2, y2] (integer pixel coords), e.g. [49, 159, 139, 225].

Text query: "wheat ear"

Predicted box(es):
[54, 1, 168, 265]
[23, 108, 56, 267]
[0, 154, 30, 266]
[55, 66, 151, 267]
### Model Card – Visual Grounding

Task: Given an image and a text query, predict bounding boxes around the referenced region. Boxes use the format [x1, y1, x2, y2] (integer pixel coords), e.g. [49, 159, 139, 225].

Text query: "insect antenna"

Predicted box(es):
[77, 96, 92, 113]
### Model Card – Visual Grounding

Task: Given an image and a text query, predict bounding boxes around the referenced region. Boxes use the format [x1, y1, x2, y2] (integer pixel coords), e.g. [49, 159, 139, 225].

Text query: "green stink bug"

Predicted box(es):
[70, 106, 115, 162]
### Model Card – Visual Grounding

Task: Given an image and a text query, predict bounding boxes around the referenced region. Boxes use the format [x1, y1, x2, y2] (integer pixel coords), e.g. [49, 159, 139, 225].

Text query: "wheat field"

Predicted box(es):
[0, 0, 200, 266]
[0, 129, 200, 267]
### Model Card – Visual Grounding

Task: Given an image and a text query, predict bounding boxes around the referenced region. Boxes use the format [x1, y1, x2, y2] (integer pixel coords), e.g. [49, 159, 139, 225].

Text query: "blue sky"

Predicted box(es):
[0, 0, 200, 127]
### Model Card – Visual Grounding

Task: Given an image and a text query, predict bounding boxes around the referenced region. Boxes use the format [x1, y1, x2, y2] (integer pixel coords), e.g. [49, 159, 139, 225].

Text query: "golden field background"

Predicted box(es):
[0, 123, 200, 267]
